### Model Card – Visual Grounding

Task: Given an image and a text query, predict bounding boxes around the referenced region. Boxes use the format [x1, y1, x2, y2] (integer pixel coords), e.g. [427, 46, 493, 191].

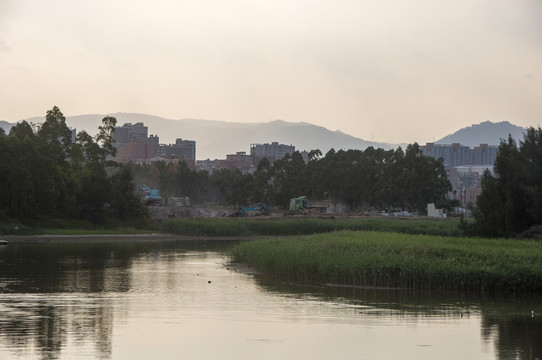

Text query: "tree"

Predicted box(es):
[9, 121, 34, 140]
[471, 128, 542, 237]
[268, 151, 308, 207]
[96, 116, 117, 160]
[39, 106, 73, 161]
[109, 165, 145, 221]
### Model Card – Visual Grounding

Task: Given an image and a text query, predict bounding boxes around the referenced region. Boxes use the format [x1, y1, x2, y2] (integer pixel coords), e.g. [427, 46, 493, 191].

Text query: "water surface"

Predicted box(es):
[0, 239, 540, 359]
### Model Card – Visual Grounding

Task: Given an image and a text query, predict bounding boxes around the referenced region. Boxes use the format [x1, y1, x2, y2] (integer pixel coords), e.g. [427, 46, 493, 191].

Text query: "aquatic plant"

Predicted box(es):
[230, 231, 542, 293]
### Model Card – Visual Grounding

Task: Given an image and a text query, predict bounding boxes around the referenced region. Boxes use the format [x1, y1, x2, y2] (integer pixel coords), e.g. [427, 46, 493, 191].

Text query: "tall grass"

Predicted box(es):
[159, 217, 461, 237]
[230, 231, 542, 293]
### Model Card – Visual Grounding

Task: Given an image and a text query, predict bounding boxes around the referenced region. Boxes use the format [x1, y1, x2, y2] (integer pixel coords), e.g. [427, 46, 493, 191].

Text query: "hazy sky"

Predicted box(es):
[1, 0, 541, 144]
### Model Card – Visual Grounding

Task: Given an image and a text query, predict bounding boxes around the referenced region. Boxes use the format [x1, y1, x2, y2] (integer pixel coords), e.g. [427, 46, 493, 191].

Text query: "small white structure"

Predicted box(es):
[427, 203, 445, 218]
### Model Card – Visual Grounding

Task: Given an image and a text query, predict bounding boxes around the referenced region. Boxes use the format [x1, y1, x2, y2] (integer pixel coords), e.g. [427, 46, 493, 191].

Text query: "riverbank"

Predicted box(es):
[230, 230, 542, 293]
[1, 233, 258, 243]
[159, 216, 462, 237]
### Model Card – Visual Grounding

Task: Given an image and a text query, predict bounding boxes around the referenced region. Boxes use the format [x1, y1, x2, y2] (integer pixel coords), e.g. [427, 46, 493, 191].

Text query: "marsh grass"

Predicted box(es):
[40, 228, 153, 235]
[159, 217, 461, 237]
[230, 231, 542, 293]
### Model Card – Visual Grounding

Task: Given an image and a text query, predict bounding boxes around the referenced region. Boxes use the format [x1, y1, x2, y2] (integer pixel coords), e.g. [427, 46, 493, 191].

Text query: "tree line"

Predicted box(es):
[0, 106, 145, 226]
[131, 143, 452, 213]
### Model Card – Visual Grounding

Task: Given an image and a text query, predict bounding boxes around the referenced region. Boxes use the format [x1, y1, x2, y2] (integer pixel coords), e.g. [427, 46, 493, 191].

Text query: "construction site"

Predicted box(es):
[144, 188, 352, 222]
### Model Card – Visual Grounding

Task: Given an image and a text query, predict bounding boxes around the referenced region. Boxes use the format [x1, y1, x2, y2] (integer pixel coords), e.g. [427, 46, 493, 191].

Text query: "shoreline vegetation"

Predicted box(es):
[161, 217, 542, 293]
[230, 230, 542, 293]
[158, 217, 462, 237]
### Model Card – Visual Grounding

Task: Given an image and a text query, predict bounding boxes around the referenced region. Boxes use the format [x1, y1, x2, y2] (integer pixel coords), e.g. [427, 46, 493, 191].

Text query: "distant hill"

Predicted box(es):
[0, 120, 12, 134]
[436, 121, 526, 147]
[22, 113, 396, 160]
[6, 115, 531, 159]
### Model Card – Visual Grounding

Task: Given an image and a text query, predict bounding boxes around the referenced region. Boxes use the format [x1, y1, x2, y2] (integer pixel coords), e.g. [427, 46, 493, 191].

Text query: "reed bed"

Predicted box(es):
[230, 231, 542, 293]
[159, 217, 461, 237]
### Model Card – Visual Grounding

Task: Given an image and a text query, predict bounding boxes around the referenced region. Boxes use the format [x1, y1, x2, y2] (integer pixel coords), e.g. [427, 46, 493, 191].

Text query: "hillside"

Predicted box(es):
[21, 113, 396, 160]
[436, 121, 526, 147]
[0, 121, 12, 134]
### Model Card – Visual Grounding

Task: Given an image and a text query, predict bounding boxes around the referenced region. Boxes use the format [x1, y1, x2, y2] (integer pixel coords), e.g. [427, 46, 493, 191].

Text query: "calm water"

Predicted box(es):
[0, 238, 540, 360]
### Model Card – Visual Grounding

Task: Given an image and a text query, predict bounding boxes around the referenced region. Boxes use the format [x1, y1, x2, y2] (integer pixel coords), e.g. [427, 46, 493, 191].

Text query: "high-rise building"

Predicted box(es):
[157, 139, 196, 161]
[114, 122, 148, 144]
[421, 142, 499, 168]
[421, 143, 472, 168]
[250, 142, 295, 161]
[472, 144, 498, 165]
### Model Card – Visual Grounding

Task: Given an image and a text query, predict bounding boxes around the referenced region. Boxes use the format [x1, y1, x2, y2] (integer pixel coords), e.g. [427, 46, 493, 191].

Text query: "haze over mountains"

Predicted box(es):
[1, 114, 529, 160]
[4, 113, 398, 160]
[436, 121, 527, 148]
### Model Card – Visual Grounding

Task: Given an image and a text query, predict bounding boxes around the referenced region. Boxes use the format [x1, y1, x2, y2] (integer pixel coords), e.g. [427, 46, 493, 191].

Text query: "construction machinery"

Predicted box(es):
[233, 202, 271, 217]
[140, 184, 161, 205]
[289, 196, 327, 214]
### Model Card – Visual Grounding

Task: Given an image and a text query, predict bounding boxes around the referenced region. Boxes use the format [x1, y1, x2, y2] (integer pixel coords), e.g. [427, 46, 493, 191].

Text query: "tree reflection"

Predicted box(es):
[254, 275, 542, 359]
[482, 313, 542, 360]
[0, 239, 235, 359]
[0, 241, 141, 359]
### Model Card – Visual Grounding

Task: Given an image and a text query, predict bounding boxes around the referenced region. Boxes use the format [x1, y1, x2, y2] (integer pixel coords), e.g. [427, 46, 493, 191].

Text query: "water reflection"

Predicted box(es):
[482, 309, 542, 360]
[0, 240, 541, 360]
[0, 240, 236, 360]
[254, 271, 542, 360]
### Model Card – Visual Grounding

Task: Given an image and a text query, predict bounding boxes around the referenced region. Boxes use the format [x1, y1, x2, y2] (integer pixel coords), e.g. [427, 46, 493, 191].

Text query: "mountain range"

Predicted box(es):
[0, 114, 528, 160]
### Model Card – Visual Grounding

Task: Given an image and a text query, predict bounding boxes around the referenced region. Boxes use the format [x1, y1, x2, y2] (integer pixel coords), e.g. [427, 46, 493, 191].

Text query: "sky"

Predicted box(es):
[1, 0, 541, 144]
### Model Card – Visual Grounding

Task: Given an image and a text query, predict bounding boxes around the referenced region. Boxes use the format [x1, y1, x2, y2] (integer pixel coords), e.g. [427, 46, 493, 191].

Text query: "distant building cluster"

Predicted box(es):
[112, 122, 296, 174]
[112, 122, 196, 168]
[420, 142, 499, 206]
[420, 143, 498, 167]
[196, 142, 298, 175]
[448, 165, 494, 205]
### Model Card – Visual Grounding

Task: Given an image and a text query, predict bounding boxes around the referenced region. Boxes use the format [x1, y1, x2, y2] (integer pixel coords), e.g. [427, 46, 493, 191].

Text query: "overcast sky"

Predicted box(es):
[1, 0, 541, 144]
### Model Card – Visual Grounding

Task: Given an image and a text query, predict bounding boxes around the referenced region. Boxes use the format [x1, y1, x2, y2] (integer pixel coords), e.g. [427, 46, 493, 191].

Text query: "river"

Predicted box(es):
[0, 238, 540, 359]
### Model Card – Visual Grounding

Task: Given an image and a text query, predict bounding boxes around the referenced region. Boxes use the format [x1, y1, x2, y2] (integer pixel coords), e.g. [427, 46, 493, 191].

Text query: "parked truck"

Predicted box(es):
[289, 196, 327, 214]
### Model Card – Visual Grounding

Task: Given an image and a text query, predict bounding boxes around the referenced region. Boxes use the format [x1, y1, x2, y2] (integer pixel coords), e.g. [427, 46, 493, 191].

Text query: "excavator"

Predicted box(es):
[233, 202, 271, 217]
[140, 184, 161, 205]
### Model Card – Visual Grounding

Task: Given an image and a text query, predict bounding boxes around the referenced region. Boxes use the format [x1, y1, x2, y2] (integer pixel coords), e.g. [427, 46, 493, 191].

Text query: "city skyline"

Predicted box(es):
[1, 0, 541, 145]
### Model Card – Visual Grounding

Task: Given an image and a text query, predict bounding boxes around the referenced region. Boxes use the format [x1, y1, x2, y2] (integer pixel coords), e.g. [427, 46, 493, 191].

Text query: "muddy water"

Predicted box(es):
[0, 239, 540, 360]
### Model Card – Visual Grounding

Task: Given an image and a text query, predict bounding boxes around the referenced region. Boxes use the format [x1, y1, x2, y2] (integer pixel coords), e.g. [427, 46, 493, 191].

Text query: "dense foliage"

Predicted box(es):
[133, 143, 451, 212]
[0, 106, 145, 226]
[469, 127, 542, 238]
